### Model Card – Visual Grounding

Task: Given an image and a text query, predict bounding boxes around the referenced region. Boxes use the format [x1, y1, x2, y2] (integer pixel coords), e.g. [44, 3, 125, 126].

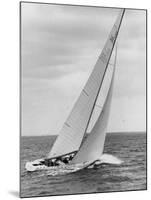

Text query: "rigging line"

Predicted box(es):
[77, 9, 125, 152]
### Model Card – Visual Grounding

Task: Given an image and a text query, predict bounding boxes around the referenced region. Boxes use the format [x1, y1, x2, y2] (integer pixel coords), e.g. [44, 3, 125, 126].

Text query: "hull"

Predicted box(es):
[25, 158, 91, 173]
[25, 154, 123, 173]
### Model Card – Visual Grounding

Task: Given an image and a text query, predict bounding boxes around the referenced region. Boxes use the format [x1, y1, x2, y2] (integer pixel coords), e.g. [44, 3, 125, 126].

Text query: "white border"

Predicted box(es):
[0, 0, 149, 199]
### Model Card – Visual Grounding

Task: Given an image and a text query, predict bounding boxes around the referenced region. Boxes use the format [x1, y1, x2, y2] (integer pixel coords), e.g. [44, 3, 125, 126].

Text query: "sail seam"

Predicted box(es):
[95, 104, 103, 109]
[83, 89, 89, 96]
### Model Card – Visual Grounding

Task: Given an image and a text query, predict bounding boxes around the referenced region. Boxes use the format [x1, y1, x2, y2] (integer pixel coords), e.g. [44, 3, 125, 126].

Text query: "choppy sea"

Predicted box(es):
[20, 132, 147, 198]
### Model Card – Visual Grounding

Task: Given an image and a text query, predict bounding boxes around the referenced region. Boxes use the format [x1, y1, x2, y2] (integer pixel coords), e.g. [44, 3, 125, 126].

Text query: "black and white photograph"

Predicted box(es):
[20, 2, 146, 198]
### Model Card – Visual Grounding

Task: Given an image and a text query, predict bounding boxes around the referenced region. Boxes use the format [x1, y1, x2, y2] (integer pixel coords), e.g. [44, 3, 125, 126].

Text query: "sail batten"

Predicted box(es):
[47, 9, 125, 159]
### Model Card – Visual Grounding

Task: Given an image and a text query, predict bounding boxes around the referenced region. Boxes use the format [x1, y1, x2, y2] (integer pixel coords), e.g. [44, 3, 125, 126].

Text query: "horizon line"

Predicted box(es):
[21, 130, 146, 137]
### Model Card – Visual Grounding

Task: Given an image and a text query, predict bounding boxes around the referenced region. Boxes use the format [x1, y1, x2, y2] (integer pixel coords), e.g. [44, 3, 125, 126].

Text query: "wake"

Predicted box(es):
[98, 153, 123, 165]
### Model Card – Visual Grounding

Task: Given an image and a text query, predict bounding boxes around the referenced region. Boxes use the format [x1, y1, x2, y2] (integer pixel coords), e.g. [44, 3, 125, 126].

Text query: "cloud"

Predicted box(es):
[22, 4, 119, 80]
[21, 3, 146, 135]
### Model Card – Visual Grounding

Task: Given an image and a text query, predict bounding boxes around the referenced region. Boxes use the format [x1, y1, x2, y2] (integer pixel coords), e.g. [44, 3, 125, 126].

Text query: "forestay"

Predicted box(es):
[47, 9, 125, 159]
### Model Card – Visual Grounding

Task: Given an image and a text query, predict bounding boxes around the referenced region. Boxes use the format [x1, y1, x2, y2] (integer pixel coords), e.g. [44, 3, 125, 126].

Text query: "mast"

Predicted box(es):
[47, 9, 125, 159]
[80, 9, 125, 145]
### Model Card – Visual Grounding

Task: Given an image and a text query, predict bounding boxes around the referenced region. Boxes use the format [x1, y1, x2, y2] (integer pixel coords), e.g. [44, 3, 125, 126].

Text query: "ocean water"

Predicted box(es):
[20, 133, 147, 197]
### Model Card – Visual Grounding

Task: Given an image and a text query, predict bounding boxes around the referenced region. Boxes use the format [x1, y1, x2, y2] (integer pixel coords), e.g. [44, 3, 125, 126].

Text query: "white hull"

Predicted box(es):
[25, 154, 123, 173]
[25, 158, 87, 173]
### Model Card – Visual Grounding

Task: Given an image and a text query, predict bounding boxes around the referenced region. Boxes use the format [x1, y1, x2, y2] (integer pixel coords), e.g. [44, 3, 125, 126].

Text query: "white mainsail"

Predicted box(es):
[47, 9, 125, 159]
[71, 46, 117, 164]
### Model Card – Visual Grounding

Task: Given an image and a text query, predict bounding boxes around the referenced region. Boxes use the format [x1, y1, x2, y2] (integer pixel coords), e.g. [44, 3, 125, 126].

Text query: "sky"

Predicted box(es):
[21, 3, 146, 136]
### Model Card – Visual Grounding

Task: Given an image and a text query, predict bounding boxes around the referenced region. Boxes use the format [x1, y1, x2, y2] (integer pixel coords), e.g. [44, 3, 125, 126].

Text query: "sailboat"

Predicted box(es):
[25, 9, 125, 173]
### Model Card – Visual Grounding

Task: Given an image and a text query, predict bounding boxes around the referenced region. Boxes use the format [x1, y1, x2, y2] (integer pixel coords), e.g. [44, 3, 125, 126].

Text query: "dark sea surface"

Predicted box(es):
[20, 132, 147, 197]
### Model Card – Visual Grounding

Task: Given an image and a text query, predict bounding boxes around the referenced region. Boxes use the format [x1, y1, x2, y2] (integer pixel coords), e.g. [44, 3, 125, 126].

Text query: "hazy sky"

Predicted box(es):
[21, 3, 146, 136]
